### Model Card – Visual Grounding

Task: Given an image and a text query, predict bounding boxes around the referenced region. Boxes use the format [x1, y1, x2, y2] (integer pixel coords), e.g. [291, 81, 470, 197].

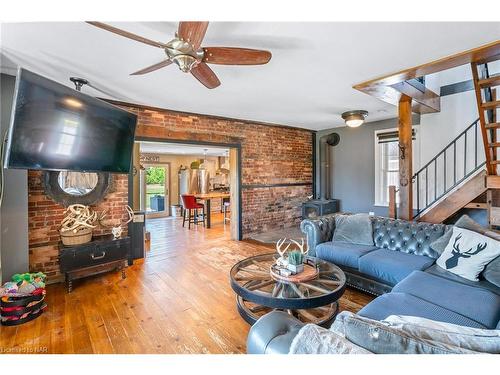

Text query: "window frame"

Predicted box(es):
[374, 127, 420, 207]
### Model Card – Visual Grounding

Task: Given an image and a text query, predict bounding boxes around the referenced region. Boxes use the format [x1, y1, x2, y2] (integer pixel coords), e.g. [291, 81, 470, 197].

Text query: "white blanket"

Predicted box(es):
[289, 324, 372, 354]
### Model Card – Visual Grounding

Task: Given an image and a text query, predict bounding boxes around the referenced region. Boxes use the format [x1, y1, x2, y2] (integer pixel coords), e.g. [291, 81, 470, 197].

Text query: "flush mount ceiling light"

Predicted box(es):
[342, 110, 368, 128]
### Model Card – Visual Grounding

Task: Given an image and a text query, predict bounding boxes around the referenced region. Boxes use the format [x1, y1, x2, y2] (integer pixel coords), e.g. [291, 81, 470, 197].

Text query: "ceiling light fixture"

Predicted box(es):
[342, 110, 368, 128]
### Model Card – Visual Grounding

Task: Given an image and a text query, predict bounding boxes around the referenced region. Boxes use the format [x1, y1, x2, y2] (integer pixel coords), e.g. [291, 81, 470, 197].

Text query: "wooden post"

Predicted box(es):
[229, 148, 240, 240]
[398, 95, 413, 220]
[388, 185, 397, 219]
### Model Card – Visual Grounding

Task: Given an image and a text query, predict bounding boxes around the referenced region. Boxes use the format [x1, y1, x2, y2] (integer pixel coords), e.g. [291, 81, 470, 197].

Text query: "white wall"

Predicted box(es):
[418, 90, 480, 167]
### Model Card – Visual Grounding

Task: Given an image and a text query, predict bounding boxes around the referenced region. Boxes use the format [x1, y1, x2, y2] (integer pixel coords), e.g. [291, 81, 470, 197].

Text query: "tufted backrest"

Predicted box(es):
[301, 214, 338, 256]
[371, 217, 448, 259]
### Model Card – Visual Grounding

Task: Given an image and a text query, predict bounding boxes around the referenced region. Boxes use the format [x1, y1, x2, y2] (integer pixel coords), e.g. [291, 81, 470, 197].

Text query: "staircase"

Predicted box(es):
[412, 57, 499, 225]
[471, 59, 500, 228]
[412, 118, 486, 222]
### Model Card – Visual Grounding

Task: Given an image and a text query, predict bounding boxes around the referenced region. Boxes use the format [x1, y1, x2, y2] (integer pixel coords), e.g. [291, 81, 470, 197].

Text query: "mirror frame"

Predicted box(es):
[42, 171, 112, 206]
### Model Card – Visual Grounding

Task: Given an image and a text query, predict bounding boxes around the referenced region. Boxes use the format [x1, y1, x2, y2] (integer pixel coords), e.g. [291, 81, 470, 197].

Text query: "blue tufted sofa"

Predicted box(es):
[301, 214, 448, 295]
[246, 214, 500, 353]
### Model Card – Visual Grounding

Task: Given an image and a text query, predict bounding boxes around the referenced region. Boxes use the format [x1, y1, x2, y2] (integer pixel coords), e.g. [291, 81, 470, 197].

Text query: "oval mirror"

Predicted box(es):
[43, 171, 111, 206]
[57, 171, 99, 196]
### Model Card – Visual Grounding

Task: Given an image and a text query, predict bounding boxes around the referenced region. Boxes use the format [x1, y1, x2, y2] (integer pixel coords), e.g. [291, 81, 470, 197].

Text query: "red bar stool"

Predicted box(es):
[181, 194, 206, 229]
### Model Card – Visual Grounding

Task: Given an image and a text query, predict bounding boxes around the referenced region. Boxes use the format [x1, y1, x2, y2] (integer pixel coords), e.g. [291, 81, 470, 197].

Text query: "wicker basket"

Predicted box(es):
[60, 227, 93, 246]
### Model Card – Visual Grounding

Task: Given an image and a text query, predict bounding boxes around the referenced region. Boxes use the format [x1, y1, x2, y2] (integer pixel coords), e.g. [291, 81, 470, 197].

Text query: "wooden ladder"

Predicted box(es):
[471, 58, 500, 228]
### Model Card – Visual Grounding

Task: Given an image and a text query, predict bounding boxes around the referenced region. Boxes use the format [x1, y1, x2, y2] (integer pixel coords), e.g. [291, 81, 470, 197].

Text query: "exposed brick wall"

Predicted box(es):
[28, 171, 129, 280]
[116, 103, 314, 236]
[27, 102, 313, 279]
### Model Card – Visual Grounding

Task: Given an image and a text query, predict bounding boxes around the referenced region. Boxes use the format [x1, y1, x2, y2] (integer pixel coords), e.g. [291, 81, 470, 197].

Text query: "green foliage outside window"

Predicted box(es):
[146, 167, 165, 185]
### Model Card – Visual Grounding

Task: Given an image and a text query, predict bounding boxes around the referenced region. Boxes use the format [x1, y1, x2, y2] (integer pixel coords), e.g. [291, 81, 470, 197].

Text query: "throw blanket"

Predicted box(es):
[289, 324, 372, 354]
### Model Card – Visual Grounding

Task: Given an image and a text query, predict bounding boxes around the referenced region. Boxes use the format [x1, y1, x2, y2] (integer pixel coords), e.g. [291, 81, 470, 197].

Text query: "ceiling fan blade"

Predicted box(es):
[86, 21, 168, 49]
[130, 60, 172, 75]
[178, 22, 209, 50]
[191, 62, 221, 89]
[202, 47, 272, 65]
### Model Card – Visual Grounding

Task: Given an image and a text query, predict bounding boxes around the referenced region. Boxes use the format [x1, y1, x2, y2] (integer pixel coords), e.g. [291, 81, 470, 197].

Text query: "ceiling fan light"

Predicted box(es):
[342, 110, 368, 128]
[172, 55, 197, 73]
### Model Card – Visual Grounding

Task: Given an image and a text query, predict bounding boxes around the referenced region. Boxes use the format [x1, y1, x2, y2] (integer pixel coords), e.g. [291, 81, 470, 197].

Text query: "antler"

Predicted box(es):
[290, 238, 308, 256]
[276, 238, 291, 257]
[60, 204, 97, 233]
[98, 206, 134, 228]
[124, 205, 134, 225]
[464, 242, 488, 256]
[451, 233, 463, 254]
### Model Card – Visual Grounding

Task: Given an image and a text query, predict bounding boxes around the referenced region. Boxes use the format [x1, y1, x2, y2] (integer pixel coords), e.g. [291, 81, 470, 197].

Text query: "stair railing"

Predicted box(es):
[412, 118, 485, 219]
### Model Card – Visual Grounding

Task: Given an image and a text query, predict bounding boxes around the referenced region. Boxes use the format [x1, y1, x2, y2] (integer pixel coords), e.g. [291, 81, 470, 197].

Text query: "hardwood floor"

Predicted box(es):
[0, 215, 374, 354]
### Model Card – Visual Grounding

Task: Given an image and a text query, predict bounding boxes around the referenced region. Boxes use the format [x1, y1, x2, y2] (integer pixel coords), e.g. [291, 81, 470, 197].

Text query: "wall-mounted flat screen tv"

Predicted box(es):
[4, 68, 137, 173]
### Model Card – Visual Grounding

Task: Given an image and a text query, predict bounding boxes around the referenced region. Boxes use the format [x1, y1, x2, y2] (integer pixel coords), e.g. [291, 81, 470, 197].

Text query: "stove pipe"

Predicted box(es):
[319, 133, 340, 200]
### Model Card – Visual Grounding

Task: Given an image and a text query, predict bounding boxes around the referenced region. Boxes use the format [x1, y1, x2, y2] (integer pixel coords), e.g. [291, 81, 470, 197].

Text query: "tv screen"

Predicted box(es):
[4, 68, 137, 173]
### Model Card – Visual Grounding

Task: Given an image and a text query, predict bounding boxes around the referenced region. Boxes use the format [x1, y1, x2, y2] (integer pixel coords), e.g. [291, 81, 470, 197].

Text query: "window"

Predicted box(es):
[374, 128, 419, 207]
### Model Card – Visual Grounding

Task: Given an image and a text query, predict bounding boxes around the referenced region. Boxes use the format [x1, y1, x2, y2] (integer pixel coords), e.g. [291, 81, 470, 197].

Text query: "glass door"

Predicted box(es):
[141, 164, 170, 218]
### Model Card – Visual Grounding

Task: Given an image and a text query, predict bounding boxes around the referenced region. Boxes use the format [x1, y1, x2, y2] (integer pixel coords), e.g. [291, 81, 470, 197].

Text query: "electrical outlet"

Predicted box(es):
[368, 211, 375, 216]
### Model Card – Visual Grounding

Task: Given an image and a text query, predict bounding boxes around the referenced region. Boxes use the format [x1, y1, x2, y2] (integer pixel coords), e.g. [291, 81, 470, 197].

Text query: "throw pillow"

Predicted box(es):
[332, 213, 374, 246]
[430, 214, 489, 255]
[436, 226, 500, 281]
[483, 255, 500, 288]
[383, 315, 500, 354]
[331, 311, 475, 354]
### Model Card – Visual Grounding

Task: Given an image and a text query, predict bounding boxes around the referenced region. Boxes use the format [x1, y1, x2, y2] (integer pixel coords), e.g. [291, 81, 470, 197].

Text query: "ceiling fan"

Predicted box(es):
[86, 21, 272, 89]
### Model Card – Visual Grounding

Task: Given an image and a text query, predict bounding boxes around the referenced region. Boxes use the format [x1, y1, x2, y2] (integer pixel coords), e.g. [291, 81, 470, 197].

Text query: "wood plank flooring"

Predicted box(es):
[0, 215, 374, 354]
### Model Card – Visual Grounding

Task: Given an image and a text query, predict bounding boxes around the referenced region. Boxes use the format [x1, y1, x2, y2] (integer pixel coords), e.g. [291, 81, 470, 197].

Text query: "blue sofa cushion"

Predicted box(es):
[358, 249, 435, 286]
[372, 217, 447, 258]
[392, 271, 500, 329]
[315, 241, 377, 269]
[358, 292, 487, 329]
[426, 264, 500, 296]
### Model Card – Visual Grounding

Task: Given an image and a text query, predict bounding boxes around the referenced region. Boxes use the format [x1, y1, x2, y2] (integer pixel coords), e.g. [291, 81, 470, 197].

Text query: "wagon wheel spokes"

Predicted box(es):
[248, 304, 271, 314]
[295, 303, 337, 324]
[271, 282, 283, 297]
[247, 279, 275, 291]
[288, 282, 306, 298]
[298, 281, 332, 295]
[234, 274, 269, 282]
[250, 259, 273, 271]
[238, 267, 269, 276]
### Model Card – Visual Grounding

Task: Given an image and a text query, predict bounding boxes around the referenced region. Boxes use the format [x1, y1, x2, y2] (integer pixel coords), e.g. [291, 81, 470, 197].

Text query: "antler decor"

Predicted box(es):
[99, 205, 134, 239]
[275, 238, 309, 268]
[60, 204, 98, 233]
[60, 204, 98, 245]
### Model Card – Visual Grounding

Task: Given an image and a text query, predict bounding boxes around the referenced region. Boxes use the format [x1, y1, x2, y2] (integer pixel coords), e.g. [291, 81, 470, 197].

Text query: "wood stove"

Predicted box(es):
[302, 199, 339, 219]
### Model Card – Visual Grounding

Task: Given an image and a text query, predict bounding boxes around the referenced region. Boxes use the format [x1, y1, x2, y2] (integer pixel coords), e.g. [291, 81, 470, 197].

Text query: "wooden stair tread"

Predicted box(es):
[478, 75, 500, 88]
[464, 202, 487, 209]
[490, 160, 500, 164]
[481, 100, 500, 110]
[489, 142, 500, 147]
[485, 122, 500, 129]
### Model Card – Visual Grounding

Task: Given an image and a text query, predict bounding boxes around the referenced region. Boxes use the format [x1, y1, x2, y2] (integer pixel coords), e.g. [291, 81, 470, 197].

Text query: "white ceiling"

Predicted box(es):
[140, 141, 229, 156]
[1, 22, 499, 130]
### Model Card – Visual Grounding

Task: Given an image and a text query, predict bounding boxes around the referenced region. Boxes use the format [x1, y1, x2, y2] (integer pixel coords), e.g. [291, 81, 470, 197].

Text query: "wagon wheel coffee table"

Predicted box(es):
[230, 253, 346, 327]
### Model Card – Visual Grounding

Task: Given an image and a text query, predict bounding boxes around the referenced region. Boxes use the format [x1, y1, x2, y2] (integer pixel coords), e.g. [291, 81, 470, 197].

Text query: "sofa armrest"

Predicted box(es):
[300, 214, 337, 256]
[247, 311, 305, 354]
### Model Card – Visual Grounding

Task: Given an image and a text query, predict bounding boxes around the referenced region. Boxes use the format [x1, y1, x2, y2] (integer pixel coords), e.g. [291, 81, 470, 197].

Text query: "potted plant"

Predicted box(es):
[287, 250, 304, 274]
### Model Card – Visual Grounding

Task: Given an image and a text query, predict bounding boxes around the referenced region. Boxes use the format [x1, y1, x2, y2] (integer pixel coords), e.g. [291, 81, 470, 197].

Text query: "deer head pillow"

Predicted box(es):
[436, 226, 500, 281]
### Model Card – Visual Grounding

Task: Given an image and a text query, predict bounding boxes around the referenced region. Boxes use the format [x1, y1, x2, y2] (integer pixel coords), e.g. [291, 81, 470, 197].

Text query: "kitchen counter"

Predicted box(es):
[194, 191, 230, 228]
